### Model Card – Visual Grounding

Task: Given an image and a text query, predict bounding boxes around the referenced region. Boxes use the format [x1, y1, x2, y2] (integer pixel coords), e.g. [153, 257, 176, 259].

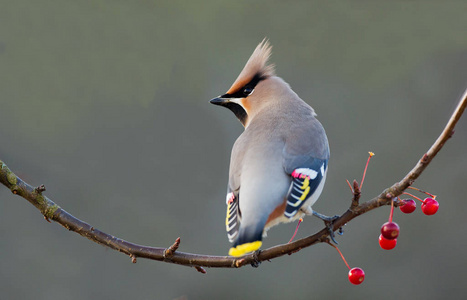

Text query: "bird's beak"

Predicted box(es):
[210, 96, 229, 106]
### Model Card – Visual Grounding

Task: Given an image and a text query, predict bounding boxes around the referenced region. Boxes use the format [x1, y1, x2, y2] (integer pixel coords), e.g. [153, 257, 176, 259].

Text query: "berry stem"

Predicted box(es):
[328, 242, 350, 270]
[402, 192, 424, 203]
[288, 218, 303, 243]
[389, 198, 395, 222]
[359, 152, 374, 190]
[345, 179, 353, 193]
[407, 186, 436, 199]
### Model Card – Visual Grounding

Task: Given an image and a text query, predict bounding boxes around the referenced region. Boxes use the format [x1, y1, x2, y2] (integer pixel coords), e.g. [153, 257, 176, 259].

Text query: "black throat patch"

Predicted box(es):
[223, 102, 248, 126]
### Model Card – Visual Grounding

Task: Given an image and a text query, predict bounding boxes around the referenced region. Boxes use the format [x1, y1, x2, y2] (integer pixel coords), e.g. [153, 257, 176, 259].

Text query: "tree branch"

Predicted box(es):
[1, 89, 466, 272]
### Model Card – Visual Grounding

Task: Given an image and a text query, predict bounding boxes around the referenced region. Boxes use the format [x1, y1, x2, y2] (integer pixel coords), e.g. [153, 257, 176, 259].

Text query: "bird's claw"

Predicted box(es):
[337, 225, 345, 236]
[325, 215, 340, 244]
[312, 211, 342, 244]
[250, 250, 261, 268]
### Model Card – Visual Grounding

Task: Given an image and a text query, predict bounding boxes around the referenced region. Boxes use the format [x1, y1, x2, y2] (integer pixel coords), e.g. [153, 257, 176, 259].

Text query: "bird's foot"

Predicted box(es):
[311, 211, 341, 244]
[250, 250, 261, 268]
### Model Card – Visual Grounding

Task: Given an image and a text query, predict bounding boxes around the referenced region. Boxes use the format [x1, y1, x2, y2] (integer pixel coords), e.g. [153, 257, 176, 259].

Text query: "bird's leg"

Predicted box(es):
[304, 208, 341, 244]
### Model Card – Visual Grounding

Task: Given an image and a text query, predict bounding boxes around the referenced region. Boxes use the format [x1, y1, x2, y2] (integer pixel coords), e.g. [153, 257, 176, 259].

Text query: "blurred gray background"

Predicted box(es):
[1, 1, 466, 299]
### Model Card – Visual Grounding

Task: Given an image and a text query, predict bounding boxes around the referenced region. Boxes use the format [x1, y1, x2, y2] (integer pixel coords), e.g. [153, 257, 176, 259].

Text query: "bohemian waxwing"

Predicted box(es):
[210, 40, 330, 257]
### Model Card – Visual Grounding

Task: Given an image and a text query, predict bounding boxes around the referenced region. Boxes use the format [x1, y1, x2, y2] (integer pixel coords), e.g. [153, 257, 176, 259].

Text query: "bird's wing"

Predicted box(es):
[283, 160, 327, 218]
[282, 116, 329, 218]
[225, 189, 241, 243]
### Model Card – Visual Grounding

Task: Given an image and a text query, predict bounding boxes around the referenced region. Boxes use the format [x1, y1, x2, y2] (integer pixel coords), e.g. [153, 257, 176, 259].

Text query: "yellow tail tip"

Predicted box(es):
[229, 241, 262, 257]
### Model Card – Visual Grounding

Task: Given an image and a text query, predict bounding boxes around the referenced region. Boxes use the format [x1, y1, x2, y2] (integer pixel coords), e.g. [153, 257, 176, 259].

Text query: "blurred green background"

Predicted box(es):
[1, 1, 466, 299]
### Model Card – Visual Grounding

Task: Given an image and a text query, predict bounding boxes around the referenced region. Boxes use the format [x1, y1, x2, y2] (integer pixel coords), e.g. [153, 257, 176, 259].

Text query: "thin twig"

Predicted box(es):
[345, 179, 353, 194]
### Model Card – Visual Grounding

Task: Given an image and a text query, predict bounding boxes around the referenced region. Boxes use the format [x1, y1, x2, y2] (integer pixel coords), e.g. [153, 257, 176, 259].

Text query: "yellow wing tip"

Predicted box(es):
[229, 241, 262, 257]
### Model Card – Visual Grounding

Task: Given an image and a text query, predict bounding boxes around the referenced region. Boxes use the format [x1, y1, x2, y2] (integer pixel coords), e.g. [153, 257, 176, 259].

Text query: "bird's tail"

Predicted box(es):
[229, 222, 264, 257]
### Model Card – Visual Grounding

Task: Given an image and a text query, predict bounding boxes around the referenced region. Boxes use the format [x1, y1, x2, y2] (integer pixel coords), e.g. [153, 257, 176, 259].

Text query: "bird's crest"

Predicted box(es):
[226, 39, 275, 95]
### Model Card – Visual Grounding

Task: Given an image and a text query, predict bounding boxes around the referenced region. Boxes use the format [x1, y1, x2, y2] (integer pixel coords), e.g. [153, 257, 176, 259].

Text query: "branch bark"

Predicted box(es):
[1, 89, 466, 272]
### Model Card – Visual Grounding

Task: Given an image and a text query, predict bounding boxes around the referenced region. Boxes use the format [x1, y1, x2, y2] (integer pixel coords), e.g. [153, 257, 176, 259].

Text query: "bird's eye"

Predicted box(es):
[243, 87, 254, 96]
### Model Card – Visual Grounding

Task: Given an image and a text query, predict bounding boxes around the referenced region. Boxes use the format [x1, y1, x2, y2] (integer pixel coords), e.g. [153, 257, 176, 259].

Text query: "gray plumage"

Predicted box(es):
[210, 40, 329, 256]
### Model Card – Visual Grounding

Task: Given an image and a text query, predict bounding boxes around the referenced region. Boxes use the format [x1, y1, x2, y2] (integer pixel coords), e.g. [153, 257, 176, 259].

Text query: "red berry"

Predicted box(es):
[421, 198, 439, 215]
[379, 234, 397, 250]
[348, 267, 365, 285]
[381, 222, 400, 240]
[399, 199, 416, 214]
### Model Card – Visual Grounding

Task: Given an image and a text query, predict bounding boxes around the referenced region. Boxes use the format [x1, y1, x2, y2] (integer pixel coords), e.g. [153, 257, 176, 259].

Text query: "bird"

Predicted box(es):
[210, 39, 331, 257]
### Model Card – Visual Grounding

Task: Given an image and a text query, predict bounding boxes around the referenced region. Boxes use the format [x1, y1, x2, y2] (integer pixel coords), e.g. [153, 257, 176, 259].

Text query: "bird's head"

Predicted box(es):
[211, 39, 289, 127]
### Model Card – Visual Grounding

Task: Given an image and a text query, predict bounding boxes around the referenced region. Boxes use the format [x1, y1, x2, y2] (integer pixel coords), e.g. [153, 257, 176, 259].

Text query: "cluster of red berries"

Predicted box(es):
[331, 153, 440, 286]
[379, 188, 439, 251]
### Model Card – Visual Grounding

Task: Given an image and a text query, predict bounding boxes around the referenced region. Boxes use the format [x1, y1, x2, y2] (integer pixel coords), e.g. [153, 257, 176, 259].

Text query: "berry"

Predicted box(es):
[399, 199, 416, 214]
[379, 234, 397, 250]
[421, 198, 439, 215]
[381, 222, 400, 240]
[348, 267, 365, 285]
